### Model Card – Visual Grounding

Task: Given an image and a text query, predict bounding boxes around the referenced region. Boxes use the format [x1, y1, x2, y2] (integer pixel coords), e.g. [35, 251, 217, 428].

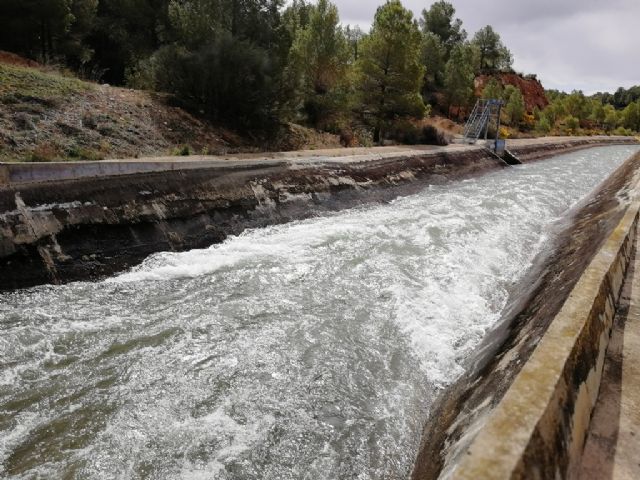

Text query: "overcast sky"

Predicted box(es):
[333, 0, 639, 94]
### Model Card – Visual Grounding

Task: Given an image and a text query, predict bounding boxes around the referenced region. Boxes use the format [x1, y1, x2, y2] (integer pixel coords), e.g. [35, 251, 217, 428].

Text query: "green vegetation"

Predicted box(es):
[0, 0, 637, 144]
[357, 0, 425, 142]
[0, 63, 90, 100]
[534, 89, 640, 136]
[472, 25, 512, 73]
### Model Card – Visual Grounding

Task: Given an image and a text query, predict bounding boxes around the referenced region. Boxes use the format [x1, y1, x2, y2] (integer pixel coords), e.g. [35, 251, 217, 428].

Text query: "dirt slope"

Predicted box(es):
[0, 54, 342, 162]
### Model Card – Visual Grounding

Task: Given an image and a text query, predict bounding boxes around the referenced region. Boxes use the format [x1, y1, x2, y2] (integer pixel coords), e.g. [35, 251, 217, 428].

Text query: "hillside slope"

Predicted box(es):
[0, 54, 342, 162]
[475, 73, 549, 112]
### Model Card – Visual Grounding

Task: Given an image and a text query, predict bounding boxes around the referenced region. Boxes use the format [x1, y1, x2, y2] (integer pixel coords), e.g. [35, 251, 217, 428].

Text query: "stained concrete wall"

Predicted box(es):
[0, 137, 637, 292]
[451, 181, 640, 479]
[0, 147, 501, 290]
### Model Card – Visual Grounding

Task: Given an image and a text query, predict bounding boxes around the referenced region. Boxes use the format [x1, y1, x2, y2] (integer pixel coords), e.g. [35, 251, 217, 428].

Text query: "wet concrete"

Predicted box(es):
[412, 151, 640, 479]
[0, 148, 503, 290]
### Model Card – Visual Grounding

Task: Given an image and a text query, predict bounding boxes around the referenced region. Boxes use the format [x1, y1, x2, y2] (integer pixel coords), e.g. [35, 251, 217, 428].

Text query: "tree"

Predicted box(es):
[357, 0, 426, 143]
[152, 0, 288, 130]
[420, 1, 466, 57]
[471, 25, 512, 72]
[536, 116, 552, 134]
[590, 102, 606, 129]
[621, 100, 640, 132]
[603, 105, 620, 132]
[87, 0, 172, 84]
[503, 85, 525, 126]
[0, 0, 97, 65]
[564, 115, 580, 133]
[422, 32, 445, 89]
[287, 0, 351, 128]
[481, 78, 503, 100]
[563, 90, 590, 123]
[344, 25, 365, 62]
[443, 44, 474, 119]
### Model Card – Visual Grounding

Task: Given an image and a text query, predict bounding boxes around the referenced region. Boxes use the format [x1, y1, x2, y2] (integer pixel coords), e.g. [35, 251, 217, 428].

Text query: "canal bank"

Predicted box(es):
[412, 149, 640, 479]
[0, 136, 637, 291]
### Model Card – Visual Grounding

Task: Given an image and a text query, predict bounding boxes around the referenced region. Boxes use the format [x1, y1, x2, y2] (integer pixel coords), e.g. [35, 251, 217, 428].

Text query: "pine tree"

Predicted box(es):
[471, 25, 512, 72]
[504, 86, 525, 126]
[422, 32, 445, 89]
[443, 44, 474, 119]
[420, 1, 466, 57]
[287, 0, 351, 127]
[357, 0, 425, 143]
[481, 78, 504, 100]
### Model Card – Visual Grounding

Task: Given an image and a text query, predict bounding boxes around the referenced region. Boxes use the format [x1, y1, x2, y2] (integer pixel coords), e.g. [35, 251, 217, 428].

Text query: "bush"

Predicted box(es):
[420, 125, 449, 145]
[388, 121, 449, 146]
[389, 120, 421, 144]
[28, 144, 60, 162]
[536, 117, 551, 134]
[612, 126, 634, 136]
[499, 126, 511, 139]
[171, 145, 191, 156]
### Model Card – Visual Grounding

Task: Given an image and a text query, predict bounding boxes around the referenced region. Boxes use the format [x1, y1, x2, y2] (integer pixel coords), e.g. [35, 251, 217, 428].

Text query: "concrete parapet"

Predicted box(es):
[452, 195, 640, 479]
[0, 136, 637, 187]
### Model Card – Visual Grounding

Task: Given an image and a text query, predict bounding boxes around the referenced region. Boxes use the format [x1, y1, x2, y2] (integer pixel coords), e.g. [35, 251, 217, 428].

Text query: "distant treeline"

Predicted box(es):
[537, 88, 640, 136]
[0, 0, 637, 140]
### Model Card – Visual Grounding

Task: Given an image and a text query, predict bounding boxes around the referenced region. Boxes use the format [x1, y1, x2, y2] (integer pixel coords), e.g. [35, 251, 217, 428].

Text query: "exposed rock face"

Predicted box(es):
[475, 73, 549, 112]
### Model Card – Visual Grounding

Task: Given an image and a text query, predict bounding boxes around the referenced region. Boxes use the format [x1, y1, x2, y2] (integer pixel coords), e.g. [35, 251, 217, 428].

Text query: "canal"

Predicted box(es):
[1, 145, 639, 479]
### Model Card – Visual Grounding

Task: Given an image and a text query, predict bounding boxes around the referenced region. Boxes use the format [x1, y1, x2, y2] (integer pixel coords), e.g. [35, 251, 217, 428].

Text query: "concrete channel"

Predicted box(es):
[1, 136, 640, 478]
[448, 176, 640, 479]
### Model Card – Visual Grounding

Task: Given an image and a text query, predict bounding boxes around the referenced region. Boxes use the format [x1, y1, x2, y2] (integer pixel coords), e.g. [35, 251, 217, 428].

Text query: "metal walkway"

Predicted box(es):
[462, 99, 503, 144]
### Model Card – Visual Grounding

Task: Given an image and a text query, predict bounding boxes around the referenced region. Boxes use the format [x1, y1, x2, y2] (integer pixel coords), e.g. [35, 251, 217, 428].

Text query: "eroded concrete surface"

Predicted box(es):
[577, 233, 640, 480]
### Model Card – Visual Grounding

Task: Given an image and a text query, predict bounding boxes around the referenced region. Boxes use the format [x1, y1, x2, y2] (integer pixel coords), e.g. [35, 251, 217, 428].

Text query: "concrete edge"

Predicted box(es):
[452, 191, 640, 479]
[1, 137, 637, 187]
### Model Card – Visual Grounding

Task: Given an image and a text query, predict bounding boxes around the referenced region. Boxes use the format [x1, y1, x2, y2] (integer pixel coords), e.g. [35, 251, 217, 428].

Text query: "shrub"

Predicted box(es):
[153, 34, 280, 131]
[536, 117, 551, 134]
[82, 112, 98, 129]
[564, 115, 580, 132]
[28, 144, 60, 162]
[388, 121, 449, 145]
[420, 125, 449, 145]
[612, 126, 634, 136]
[389, 120, 421, 144]
[66, 144, 105, 160]
[171, 145, 191, 156]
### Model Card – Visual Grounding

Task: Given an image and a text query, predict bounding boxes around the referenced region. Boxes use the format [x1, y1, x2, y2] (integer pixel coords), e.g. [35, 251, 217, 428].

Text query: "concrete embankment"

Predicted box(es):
[0, 136, 637, 291]
[412, 150, 640, 479]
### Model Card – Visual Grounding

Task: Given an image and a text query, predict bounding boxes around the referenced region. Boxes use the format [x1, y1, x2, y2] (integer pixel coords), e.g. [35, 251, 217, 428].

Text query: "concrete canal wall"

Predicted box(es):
[412, 150, 640, 479]
[453, 189, 639, 479]
[0, 137, 636, 291]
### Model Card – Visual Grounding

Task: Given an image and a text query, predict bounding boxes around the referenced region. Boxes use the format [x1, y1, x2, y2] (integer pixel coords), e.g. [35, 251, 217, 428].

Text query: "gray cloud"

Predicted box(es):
[332, 0, 640, 93]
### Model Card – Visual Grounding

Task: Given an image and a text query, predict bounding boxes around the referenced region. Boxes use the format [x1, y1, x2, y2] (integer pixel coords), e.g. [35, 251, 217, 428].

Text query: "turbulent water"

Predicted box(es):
[1, 145, 638, 479]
